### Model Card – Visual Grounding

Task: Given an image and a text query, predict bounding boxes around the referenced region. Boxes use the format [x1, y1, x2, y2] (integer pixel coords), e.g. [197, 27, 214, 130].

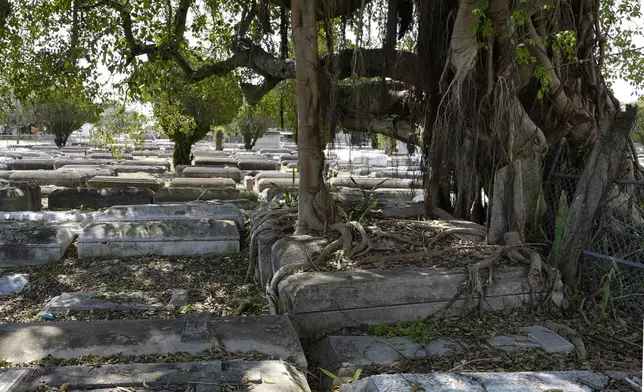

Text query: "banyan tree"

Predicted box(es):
[2, 0, 641, 290]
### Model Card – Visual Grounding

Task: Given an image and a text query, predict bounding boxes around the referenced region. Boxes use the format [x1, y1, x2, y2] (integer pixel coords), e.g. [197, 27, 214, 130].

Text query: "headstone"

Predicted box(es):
[259, 148, 292, 155]
[0, 186, 28, 211]
[255, 171, 295, 182]
[182, 166, 242, 182]
[77, 219, 240, 258]
[7, 159, 55, 170]
[153, 187, 258, 203]
[0, 211, 95, 222]
[131, 150, 159, 157]
[333, 187, 422, 203]
[54, 158, 116, 169]
[0, 273, 29, 295]
[488, 335, 541, 352]
[111, 164, 167, 174]
[279, 154, 298, 163]
[88, 176, 165, 191]
[520, 325, 575, 354]
[329, 176, 417, 189]
[253, 130, 281, 150]
[124, 158, 171, 169]
[256, 178, 299, 192]
[280, 266, 543, 337]
[0, 221, 77, 267]
[0, 314, 306, 367]
[41, 291, 179, 315]
[341, 371, 608, 392]
[57, 165, 116, 176]
[193, 150, 233, 158]
[169, 177, 236, 189]
[378, 202, 425, 218]
[237, 159, 280, 170]
[9, 171, 90, 187]
[193, 157, 238, 167]
[48, 188, 155, 209]
[244, 176, 255, 191]
[96, 202, 243, 230]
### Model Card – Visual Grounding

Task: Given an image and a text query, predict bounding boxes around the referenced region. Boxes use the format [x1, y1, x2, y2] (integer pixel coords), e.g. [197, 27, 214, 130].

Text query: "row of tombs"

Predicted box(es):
[0, 143, 640, 391]
[0, 199, 637, 391]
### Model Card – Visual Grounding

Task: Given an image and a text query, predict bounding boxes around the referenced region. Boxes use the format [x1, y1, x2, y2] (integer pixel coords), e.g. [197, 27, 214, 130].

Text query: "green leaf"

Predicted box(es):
[319, 368, 341, 382]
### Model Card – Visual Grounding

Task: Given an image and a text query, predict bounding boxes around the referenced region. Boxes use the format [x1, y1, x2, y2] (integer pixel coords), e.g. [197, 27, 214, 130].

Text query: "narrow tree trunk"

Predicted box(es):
[172, 134, 193, 166]
[280, 6, 288, 130]
[54, 129, 69, 148]
[559, 106, 637, 287]
[215, 130, 224, 150]
[292, 0, 330, 233]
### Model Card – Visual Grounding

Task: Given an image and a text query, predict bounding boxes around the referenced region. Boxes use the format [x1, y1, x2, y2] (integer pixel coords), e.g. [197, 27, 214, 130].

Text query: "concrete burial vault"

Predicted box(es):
[77, 219, 240, 259]
[0, 314, 306, 367]
[0, 221, 77, 267]
[278, 266, 541, 337]
[95, 202, 244, 230]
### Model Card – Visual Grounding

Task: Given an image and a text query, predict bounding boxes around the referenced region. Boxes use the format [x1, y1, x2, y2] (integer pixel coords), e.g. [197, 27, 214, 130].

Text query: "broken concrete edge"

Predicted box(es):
[0, 360, 311, 392]
[0, 223, 78, 267]
[339, 371, 619, 392]
[309, 328, 578, 390]
[0, 314, 307, 369]
[40, 289, 190, 316]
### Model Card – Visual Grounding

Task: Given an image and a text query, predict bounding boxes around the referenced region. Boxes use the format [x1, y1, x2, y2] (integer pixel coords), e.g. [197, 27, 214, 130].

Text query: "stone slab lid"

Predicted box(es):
[79, 219, 239, 242]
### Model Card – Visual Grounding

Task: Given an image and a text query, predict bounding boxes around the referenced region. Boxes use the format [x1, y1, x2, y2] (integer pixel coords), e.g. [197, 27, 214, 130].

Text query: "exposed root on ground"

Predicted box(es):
[463, 231, 566, 312]
[427, 227, 487, 248]
[349, 221, 376, 257]
[266, 219, 379, 310]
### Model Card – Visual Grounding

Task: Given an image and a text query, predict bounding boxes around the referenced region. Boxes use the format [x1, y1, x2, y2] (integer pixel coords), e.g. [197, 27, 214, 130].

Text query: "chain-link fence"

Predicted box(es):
[542, 151, 644, 319]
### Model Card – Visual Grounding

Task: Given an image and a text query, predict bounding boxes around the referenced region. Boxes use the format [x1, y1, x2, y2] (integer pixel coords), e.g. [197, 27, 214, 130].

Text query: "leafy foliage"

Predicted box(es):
[145, 62, 242, 164]
[231, 104, 270, 150]
[633, 98, 644, 144]
[91, 103, 147, 157]
[29, 89, 100, 147]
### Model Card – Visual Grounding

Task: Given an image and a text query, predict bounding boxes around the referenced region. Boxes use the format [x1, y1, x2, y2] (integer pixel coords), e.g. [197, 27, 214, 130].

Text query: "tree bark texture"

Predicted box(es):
[172, 133, 193, 166]
[292, 0, 334, 233]
[559, 106, 637, 287]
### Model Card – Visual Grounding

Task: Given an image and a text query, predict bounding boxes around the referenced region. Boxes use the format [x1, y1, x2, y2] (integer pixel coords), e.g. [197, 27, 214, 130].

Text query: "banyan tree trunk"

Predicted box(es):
[172, 134, 193, 166]
[559, 106, 637, 287]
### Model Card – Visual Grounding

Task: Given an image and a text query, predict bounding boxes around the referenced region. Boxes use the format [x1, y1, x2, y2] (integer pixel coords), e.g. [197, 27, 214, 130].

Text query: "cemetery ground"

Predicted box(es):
[0, 249, 266, 324]
[0, 143, 641, 391]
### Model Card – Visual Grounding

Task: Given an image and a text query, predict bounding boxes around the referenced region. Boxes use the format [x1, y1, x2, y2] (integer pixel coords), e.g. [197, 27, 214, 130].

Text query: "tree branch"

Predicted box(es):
[173, 0, 192, 43]
[526, 19, 592, 127]
[241, 77, 281, 104]
[269, 0, 372, 18]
